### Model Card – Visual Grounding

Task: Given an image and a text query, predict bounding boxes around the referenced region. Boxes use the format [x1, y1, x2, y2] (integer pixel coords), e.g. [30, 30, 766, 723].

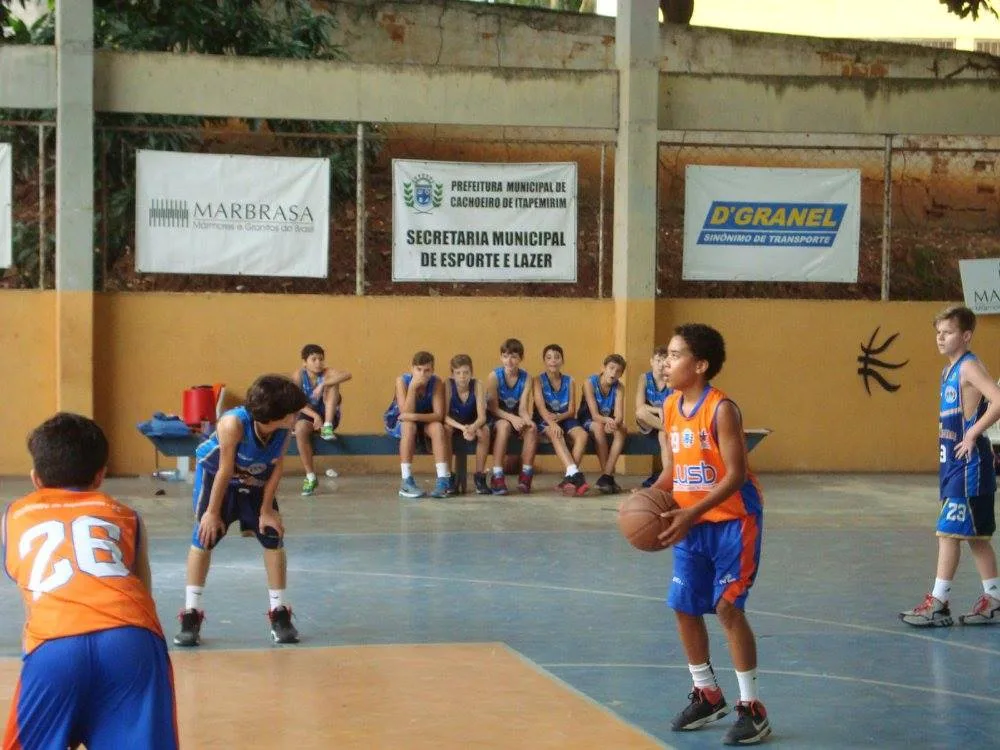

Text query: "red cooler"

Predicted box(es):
[182, 386, 217, 428]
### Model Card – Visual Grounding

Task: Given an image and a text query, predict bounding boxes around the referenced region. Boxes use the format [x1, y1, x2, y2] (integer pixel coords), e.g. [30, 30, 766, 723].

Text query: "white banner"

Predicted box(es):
[0, 143, 10, 269]
[960, 258, 1000, 314]
[392, 160, 577, 282]
[683, 166, 861, 282]
[135, 151, 329, 277]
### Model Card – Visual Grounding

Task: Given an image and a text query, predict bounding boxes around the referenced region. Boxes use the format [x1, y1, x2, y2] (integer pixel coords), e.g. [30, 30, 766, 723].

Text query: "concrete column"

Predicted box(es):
[55, 0, 95, 415]
[613, 0, 659, 438]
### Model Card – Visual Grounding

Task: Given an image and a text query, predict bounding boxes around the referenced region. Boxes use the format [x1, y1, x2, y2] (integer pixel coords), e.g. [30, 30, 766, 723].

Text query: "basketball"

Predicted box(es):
[617, 488, 678, 552]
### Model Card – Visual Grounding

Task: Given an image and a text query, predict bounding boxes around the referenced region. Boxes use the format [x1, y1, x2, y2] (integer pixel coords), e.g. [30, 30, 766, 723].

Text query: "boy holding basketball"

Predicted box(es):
[3, 413, 178, 749]
[653, 323, 770, 745]
[175, 375, 308, 648]
[899, 305, 1000, 627]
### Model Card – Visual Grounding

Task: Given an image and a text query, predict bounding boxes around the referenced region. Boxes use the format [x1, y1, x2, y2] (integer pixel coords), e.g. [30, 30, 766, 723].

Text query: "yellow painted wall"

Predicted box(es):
[94, 293, 615, 476]
[659, 299, 1000, 472]
[0, 292, 57, 475]
[6, 293, 992, 476]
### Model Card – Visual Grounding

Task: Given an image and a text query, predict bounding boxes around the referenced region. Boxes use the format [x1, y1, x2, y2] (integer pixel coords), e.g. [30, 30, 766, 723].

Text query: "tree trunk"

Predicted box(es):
[660, 0, 694, 24]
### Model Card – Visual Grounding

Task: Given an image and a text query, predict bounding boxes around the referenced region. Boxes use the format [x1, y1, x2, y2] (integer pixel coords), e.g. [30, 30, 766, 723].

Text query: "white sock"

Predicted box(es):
[435, 462, 449, 479]
[932, 578, 952, 603]
[983, 577, 1000, 598]
[323, 422, 333, 428]
[688, 662, 718, 691]
[268, 589, 285, 611]
[566, 464, 578, 477]
[401, 463, 412, 480]
[185, 585, 204, 611]
[493, 466, 504, 477]
[522, 465, 533, 474]
[306, 472, 316, 482]
[735, 668, 759, 703]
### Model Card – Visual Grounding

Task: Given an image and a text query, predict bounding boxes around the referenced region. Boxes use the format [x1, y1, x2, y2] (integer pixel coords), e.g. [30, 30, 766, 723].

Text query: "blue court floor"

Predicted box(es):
[0, 472, 997, 748]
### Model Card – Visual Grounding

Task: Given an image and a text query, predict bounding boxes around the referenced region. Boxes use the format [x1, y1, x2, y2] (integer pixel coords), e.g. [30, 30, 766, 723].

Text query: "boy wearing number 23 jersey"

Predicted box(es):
[2, 413, 178, 750]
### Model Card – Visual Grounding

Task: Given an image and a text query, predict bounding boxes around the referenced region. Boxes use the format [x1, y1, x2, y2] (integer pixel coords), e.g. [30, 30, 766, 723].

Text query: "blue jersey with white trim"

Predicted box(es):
[577, 374, 620, 422]
[644, 370, 671, 407]
[195, 407, 289, 487]
[538, 372, 572, 414]
[494, 367, 528, 413]
[384, 373, 438, 424]
[299, 368, 324, 410]
[939, 351, 996, 498]
[448, 378, 478, 424]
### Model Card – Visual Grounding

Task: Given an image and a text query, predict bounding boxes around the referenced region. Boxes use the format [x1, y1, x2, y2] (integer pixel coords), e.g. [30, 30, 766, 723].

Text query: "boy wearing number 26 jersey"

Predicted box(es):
[2, 413, 178, 750]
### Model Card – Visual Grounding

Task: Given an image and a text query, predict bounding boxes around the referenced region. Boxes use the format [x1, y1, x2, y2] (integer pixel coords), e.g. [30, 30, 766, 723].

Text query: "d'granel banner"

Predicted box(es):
[136, 151, 329, 277]
[683, 165, 860, 283]
[392, 160, 577, 283]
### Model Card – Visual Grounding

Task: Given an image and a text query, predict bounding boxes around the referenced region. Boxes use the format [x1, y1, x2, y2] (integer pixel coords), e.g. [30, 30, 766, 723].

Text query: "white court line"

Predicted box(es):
[198, 562, 1000, 657]
[542, 663, 1000, 706]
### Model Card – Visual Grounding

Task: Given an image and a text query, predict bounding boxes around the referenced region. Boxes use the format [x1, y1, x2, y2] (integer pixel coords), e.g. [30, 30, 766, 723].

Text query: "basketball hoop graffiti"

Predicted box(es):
[858, 327, 909, 395]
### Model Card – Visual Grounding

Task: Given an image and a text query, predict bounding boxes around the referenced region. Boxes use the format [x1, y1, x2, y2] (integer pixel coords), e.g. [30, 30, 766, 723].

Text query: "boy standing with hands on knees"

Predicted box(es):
[654, 323, 771, 745]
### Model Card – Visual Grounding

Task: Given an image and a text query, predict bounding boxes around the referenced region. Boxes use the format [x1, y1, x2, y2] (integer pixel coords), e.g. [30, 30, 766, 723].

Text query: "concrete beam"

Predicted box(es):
[0, 46, 57, 110]
[661, 74, 1000, 136]
[94, 51, 618, 129]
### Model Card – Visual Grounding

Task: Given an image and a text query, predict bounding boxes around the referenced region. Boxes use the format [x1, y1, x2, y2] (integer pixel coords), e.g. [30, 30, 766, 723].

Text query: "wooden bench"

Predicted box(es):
[143, 428, 772, 493]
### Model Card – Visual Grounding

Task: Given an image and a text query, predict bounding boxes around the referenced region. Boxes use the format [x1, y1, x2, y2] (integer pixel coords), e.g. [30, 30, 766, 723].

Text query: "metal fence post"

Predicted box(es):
[598, 143, 606, 299]
[355, 122, 366, 296]
[881, 134, 893, 302]
[37, 124, 46, 290]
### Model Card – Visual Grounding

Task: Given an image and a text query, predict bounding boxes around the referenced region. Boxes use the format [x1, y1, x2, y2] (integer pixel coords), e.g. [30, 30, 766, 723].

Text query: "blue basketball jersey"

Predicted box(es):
[449, 378, 478, 424]
[299, 368, 324, 410]
[578, 373, 620, 422]
[383, 373, 439, 426]
[196, 407, 289, 486]
[538, 372, 572, 414]
[644, 370, 672, 407]
[939, 351, 997, 498]
[494, 367, 529, 413]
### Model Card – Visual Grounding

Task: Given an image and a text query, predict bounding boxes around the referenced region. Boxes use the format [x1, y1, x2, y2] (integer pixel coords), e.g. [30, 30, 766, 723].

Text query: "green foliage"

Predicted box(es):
[941, 0, 998, 20]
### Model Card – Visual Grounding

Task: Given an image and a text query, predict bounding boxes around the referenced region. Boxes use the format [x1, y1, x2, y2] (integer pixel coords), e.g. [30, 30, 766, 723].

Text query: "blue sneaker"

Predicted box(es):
[398, 477, 425, 499]
[641, 472, 659, 488]
[430, 477, 451, 498]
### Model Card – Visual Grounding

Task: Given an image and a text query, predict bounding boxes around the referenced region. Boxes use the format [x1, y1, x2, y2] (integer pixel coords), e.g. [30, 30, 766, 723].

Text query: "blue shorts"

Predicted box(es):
[667, 515, 763, 616]
[384, 418, 429, 441]
[191, 467, 282, 550]
[937, 494, 996, 538]
[297, 406, 341, 429]
[535, 418, 583, 436]
[5, 626, 177, 750]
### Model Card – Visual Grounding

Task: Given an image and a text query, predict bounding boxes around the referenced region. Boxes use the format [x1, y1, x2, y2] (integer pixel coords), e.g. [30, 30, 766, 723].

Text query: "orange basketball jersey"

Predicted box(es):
[663, 386, 763, 523]
[2, 489, 164, 655]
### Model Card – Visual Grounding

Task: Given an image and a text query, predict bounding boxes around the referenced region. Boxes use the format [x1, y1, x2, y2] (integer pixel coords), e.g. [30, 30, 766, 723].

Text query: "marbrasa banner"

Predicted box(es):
[392, 160, 577, 282]
[959, 258, 1000, 315]
[683, 166, 860, 282]
[0, 143, 10, 268]
[135, 151, 329, 277]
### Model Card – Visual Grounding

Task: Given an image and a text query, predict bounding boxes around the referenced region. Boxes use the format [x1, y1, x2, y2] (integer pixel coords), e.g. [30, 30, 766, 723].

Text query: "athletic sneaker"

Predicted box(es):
[899, 594, 953, 627]
[320, 425, 336, 441]
[430, 477, 451, 499]
[491, 474, 509, 496]
[447, 474, 459, 496]
[722, 700, 771, 745]
[607, 476, 623, 494]
[567, 472, 589, 496]
[959, 594, 1000, 625]
[595, 473, 614, 494]
[173, 609, 204, 647]
[670, 687, 729, 731]
[474, 472, 491, 495]
[555, 475, 573, 492]
[398, 477, 425, 499]
[517, 469, 533, 493]
[268, 606, 299, 644]
[641, 472, 659, 488]
[301, 476, 318, 496]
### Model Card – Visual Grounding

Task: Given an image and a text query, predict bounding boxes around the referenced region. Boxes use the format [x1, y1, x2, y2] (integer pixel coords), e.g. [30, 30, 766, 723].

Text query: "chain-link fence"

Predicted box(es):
[3, 118, 998, 300]
[0, 116, 55, 290]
